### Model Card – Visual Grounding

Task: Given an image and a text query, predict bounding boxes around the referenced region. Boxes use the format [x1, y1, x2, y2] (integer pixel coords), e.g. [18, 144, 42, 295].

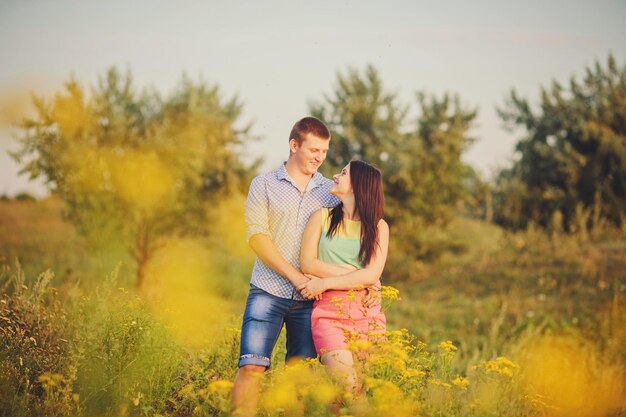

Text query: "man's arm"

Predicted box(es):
[245, 175, 309, 288]
[249, 234, 310, 288]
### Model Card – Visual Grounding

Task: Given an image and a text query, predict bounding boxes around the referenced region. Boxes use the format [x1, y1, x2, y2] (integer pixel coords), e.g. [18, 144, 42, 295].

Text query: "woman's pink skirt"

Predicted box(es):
[311, 289, 386, 357]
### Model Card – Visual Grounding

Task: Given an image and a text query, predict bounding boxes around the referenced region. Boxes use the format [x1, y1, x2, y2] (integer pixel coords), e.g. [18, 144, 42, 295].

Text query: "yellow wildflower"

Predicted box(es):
[474, 356, 519, 378]
[452, 375, 470, 390]
[402, 367, 427, 380]
[438, 340, 458, 353]
[305, 380, 339, 405]
[429, 379, 452, 389]
[349, 339, 373, 353]
[381, 285, 401, 301]
[207, 379, 233, 394]
[132, 392, 143, 406]
[366, 378, 420, 416]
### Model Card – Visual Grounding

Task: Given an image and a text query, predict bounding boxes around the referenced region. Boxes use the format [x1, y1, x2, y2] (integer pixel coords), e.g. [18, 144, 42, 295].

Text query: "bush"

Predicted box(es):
[0, 262, 80, 417]
[0, 263, 187, 417]
[14, 192, 37, 202]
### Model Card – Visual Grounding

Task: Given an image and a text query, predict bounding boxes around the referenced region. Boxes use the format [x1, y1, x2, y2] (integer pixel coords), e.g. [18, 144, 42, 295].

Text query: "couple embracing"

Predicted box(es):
[231, 117, 389, 416]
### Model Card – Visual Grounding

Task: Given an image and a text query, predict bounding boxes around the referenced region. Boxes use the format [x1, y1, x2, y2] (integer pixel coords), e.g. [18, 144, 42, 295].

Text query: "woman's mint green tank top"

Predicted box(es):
[318, 207, 364, 269]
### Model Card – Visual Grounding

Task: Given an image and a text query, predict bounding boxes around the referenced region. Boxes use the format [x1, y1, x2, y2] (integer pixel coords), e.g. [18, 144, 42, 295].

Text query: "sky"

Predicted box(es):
[1, 0, 625, 197]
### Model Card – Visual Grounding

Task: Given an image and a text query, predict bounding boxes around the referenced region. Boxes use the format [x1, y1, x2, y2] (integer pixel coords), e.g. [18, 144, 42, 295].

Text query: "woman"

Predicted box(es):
[297, 159, 389, 393]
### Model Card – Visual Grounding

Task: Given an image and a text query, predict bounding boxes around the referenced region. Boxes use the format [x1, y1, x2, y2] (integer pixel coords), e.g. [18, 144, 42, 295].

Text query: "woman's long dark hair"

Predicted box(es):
[326, 160, 384, 265]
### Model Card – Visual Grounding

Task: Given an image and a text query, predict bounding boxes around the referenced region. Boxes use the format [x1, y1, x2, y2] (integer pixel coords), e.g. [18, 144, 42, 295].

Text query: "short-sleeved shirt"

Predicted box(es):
[245, 162, 339, 300]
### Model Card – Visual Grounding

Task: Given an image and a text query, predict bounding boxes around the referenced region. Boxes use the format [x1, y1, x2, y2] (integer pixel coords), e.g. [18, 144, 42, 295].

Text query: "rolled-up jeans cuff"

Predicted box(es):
[238, 354, 271, 368]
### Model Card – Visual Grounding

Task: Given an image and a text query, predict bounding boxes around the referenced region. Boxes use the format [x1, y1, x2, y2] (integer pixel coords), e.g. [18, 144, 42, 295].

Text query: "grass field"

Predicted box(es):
[1, 198, 625, 416]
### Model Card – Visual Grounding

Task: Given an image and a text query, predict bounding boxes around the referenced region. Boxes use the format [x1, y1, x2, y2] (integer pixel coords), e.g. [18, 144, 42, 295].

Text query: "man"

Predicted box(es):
[231, 117, 338, 416]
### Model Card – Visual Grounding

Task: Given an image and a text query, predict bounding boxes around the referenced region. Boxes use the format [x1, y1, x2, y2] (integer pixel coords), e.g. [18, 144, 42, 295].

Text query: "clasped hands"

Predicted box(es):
[297, 274, 327, 300]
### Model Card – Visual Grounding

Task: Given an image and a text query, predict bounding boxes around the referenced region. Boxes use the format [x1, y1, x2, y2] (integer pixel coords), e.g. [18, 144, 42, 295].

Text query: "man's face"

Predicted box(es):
[290, 133, 329, 176]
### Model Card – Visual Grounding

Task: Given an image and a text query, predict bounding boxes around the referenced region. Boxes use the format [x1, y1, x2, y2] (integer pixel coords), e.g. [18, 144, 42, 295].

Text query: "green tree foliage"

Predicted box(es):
[496, 54, 626, 230]
[412, 93, 478, 226]
[11, 68, 257, 287]
[310, 65, 477, 271]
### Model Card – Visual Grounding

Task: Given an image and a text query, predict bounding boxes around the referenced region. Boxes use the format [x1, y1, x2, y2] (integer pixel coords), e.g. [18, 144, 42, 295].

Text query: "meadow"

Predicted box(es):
[1, 196, 625, 417]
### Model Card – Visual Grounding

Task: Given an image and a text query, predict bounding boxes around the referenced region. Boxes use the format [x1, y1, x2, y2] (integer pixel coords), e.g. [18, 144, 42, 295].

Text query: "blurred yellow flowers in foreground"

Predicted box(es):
[144, 239, 234, 349]
[520, 335, 625, 417]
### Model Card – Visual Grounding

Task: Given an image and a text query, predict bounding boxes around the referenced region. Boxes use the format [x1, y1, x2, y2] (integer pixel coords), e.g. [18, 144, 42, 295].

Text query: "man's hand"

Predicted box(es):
[291, 273, 311, 289]
[297, 274, 326, 300]
[362, 282, 382, 308]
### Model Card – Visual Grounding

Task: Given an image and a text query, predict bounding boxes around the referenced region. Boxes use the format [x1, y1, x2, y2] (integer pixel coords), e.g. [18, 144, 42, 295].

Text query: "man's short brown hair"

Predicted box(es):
[289, 117, 331, 145]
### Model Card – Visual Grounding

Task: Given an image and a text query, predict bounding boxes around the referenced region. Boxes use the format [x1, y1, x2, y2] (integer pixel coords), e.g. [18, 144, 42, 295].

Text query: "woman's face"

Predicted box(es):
[330, 163, 353, 196]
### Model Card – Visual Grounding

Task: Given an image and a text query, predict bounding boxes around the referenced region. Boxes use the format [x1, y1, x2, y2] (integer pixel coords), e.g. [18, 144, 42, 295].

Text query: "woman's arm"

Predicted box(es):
[298, 220, 389, 297]
[300, 210, 359, 277]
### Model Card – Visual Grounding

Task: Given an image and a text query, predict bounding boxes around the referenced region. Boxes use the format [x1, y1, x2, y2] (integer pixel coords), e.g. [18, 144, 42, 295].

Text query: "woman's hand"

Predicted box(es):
[297, 274, 327, 300]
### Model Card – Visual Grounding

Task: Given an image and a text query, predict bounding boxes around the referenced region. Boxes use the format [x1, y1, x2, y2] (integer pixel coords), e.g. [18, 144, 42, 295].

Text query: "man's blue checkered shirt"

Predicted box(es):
[245, 163, 339, 300]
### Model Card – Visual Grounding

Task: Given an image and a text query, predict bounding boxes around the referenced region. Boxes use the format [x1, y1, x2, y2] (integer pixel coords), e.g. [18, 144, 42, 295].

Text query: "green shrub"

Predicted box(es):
[0, 262, 80, 417]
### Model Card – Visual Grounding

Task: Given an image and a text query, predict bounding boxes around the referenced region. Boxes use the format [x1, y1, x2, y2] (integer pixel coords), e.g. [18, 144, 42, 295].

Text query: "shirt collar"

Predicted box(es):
[276, 162, 322, 191]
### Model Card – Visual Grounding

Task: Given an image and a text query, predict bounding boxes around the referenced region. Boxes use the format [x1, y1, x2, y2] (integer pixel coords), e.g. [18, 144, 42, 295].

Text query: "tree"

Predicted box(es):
[309, 65, 409, 173]
[410, 93, 477, 226]
[310, 65, 477, 271]
[12, 68, 257, 288]
[311, 66, 476, 226]
[496, 54, 626, 230]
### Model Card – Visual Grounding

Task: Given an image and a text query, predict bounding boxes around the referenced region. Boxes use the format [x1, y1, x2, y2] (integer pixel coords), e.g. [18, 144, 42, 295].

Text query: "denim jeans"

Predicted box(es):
[238, 285, 316, 368]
